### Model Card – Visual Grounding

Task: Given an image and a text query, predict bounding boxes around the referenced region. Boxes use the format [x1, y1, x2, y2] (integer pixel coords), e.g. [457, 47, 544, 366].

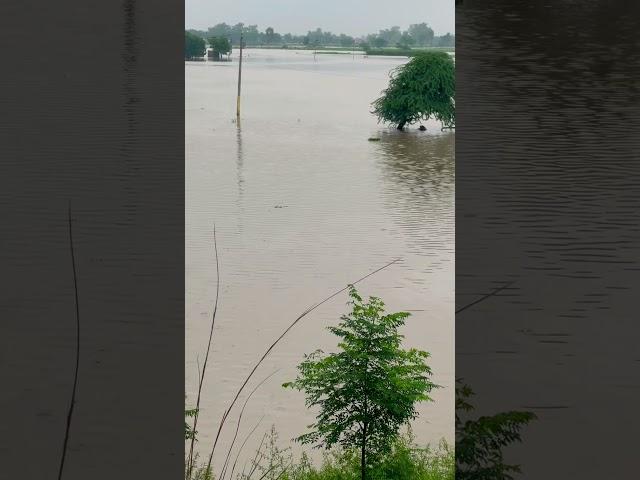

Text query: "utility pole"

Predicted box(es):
[236, 32, 243, 120]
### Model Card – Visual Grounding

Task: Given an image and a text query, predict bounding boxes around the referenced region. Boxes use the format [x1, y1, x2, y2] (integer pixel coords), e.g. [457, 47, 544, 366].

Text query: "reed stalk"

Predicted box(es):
[57, 204, 81, 480]
[186, 225, 221, 479]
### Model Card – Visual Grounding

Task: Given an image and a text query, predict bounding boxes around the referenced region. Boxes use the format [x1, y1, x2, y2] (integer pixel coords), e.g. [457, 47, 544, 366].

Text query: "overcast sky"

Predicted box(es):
[185, 0, 455, 36]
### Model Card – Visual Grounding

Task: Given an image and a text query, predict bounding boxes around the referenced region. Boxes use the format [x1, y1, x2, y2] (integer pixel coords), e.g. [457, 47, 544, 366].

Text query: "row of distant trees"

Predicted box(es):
[366, 25, 454, 48]
[187, 22, 454, 49]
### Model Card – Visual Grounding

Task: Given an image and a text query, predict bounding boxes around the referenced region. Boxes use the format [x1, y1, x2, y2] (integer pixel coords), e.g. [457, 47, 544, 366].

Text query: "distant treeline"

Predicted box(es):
[187, 23, 454, 48]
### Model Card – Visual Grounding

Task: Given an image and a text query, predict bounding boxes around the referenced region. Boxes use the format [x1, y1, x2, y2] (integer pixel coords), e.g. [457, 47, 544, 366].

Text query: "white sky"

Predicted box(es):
[185, 0, 455, 36]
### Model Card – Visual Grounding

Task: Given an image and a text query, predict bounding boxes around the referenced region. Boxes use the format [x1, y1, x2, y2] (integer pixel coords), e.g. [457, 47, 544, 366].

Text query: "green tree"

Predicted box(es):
[378, 26, 402, 46]
[397, 32, 415, 49]
[372, 37, 387, 48]
[283, 286, 438, 480]
[435, 33, 455, 48]
[339, 33, 355, 47]
[230, 22, 245, 45]
[265, 26, 275, 44]
[307, 28, 324, 46]
[408, 23, 434, 46]
[185, 31, 205, 59]
[456, 381, 535, 480]
[372, 51, 455, 130]
[207, 23, 231, 38]
[207, 36, 231, 60]
[185, 405, 198, 441]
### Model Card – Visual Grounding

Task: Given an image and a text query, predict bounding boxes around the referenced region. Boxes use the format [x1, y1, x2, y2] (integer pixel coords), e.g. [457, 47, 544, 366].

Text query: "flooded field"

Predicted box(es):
[185, 49, 454, 465]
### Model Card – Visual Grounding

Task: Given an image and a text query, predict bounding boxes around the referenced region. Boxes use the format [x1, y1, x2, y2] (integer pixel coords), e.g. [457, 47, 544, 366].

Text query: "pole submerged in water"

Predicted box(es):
[236, 32, 243, 119]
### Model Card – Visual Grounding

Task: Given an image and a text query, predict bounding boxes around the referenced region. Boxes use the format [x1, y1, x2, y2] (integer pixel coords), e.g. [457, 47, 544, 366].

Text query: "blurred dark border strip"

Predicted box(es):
[456, 1, 640, 478]
[0, 1, 184, 478]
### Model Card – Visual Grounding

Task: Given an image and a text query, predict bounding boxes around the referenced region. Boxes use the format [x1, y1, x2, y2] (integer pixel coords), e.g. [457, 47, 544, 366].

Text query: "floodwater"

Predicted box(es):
[185, 49, 454, 467]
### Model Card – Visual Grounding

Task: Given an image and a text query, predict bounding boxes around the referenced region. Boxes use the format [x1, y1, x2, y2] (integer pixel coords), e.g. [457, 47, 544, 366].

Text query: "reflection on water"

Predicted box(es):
[186, 49, 454, 467]
[376, 132, 454, 272]
[377, 131, 454, 206]
[236, 123, 244, 195]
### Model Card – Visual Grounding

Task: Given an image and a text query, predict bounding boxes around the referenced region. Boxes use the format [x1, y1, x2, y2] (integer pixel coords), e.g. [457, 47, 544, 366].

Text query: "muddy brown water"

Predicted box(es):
[186, 49, 454, 468]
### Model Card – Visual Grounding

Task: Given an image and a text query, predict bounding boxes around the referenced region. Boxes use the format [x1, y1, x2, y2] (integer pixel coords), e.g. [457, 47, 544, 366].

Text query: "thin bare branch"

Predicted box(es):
[196, 356, 201, 390]
[456, 281, 514, 315]
[228, 415, 265, 480]
[187, 225, 221, 479]
[246, 432, 268, 479]
[256, 461, 291, 480]
[58, 203, 81, 480]
[221, 370, 279, 480]
[274, 464, 292, 480]
[255, 463, 280, 480]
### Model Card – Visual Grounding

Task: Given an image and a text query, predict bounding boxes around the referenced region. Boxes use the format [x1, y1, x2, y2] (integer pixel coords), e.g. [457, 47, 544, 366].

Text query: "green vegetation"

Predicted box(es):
[185, 405, 198, 441]
[372, 52, 455, 130]
[187, 457, 213, 480]
[185, 31, 206, 59]
[185, 400, 213, 479]
[246, 427, 453, 480]
[284, 286, 438, 480]
[208, 36, 232, 60]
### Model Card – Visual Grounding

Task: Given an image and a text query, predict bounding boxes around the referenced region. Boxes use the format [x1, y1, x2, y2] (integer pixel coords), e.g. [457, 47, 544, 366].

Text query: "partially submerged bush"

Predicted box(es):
[372, 52, 455, 130]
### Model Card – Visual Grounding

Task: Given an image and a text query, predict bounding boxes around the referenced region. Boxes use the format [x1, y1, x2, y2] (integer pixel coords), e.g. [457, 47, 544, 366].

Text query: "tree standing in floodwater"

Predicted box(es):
[185, 31, 205, 60]
[207, 36, 231, 61]
[372, 51, 455, 130]
[283, 286, 438, 480]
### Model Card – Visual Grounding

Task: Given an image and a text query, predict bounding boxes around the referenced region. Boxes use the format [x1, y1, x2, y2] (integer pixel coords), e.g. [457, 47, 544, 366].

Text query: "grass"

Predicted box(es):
[185, 399, 453, 480]
[237, 427, 454, 480]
